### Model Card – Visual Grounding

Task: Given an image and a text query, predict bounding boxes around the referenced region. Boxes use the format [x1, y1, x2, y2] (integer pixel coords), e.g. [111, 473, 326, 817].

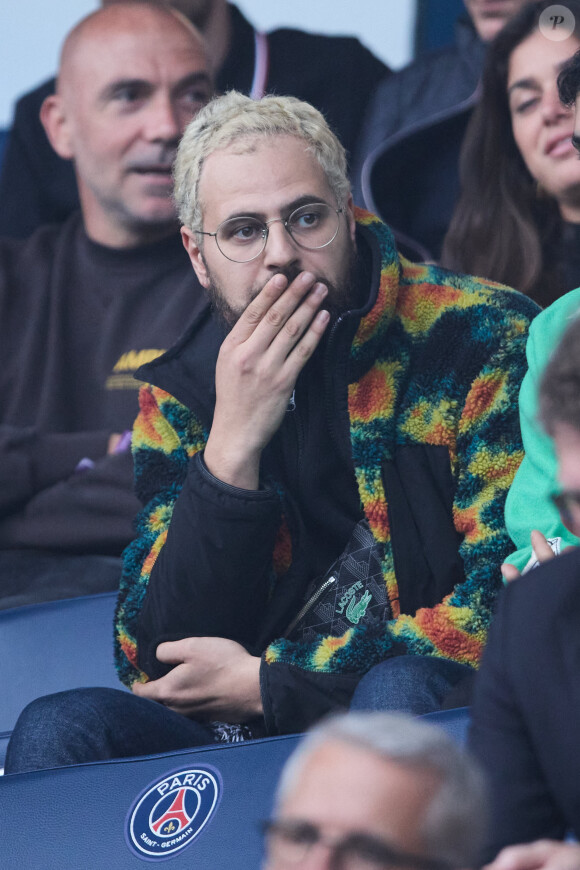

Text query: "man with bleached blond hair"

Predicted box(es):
[7, 91, 537, 772]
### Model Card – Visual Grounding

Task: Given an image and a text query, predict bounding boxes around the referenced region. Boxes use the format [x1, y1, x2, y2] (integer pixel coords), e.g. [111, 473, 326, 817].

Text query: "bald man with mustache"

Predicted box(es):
[0, 0, 388, 239]
[0, 2, 214, 608]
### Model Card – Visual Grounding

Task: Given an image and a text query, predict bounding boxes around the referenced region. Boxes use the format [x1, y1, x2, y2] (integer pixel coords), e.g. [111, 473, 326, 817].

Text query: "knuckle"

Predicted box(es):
[236, 349, 255, 375]
[265, 306, 284, 327]
[296, 340, 314, 362]
[275, 371, 290, 390]
[284, 318, 301, 339]
[244, 303, 264, 326]
[256, 359, 275, 383]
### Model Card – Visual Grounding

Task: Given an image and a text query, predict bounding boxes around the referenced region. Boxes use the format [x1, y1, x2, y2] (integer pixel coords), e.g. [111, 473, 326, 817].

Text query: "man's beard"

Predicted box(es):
[203, 246, 358, 332]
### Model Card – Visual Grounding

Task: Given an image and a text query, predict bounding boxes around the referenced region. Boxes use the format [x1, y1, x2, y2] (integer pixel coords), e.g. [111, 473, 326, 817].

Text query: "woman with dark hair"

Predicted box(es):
[441, 0, 580, 307]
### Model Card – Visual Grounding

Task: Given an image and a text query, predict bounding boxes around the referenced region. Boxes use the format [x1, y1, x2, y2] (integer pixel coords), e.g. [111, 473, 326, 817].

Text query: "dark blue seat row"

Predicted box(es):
[0, 591, 124, 767]
[0, 590, 470, 867]
[0, 734, 302, 869]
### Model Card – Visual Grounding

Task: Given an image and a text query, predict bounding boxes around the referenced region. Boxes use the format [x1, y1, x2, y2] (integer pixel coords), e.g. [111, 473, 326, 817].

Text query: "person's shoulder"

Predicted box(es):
[0, 221, 73, 324]
[0, 218, 67, 265]
[267, 25, 368, 52]
[398, 41, 464, 77]
[12, 77, 56, 121]
[371, 41, 467, 100]
[502, 548, 580, 624]
[401, 259, 540, 322]
[267, 26, 387, 70]
[529, 286, 580, 342]
[0, 218, 84, 316]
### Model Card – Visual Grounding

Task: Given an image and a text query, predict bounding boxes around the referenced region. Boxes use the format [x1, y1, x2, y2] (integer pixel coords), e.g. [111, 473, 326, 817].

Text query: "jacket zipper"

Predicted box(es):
[283, 574, 338, 638]
[324, 314, 344, 444]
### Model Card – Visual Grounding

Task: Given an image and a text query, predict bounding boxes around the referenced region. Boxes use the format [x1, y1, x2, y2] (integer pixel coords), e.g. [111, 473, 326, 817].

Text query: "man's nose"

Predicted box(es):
[262, 220, 300, 269]
[143, 95, 181, 142]
[297, 842, 336, 870]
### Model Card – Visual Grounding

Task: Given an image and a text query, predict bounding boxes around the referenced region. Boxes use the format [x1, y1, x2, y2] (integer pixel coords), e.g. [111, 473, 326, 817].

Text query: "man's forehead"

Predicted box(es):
[59, 8, 206, 95]
[206, 134, 314, 164]
[282, 739, 404, 806]
[273, 739, 441, 861]
[198, 135, 333, 219]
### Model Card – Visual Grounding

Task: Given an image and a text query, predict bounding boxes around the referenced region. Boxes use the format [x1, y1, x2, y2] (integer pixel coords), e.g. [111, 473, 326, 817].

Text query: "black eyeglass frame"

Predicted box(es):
[195, 202, 344, 263]
[260, 818, 457, 870]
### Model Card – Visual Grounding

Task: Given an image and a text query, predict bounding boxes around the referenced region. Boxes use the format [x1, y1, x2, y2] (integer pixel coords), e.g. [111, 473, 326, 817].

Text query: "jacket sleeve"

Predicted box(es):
[504, 291, 580, 571]
[0, 424, 110, 514]
[261, 309, 532, 734]
[115, 385, 282, 686]
[0, 430, 138, 554]
[469, 577, 568, 858]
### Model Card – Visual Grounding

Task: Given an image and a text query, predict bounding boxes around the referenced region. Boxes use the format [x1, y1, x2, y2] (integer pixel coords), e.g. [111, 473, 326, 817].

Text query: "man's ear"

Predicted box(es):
[40, 94, 75, 160]
[181, 226, 210, 288]
[345, 193, 356, 243]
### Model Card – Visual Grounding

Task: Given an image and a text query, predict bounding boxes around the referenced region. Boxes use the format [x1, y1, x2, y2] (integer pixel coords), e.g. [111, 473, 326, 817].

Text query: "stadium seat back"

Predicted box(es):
[0, 734, 301, 869]
[0, 591, 123, 767]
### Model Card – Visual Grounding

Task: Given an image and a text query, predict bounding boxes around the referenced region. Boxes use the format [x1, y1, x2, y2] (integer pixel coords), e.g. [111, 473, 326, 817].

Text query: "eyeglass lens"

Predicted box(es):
[216, 202, 340, 262]
[263, 820, 440, 870]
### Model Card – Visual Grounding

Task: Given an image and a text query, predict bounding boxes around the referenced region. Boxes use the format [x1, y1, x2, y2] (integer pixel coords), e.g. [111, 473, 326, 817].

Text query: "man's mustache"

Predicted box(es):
[125, 150, 177, 173]
[274, 267, 330, 291]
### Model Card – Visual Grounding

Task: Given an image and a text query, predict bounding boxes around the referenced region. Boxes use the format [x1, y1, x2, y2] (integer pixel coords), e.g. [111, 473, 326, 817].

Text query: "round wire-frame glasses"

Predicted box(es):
[260, 818, 457, 870]
[195, 202, 344, 263]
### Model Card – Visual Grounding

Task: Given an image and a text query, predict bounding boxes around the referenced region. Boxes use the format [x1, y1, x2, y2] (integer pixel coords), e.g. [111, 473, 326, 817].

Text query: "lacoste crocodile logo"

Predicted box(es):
[346, 590, 373, 624]
[336, 581, 363, 615]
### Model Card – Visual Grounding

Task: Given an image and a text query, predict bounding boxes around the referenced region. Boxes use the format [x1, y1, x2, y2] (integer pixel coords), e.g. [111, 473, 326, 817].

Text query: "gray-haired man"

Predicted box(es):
[262, 711, 487, 870]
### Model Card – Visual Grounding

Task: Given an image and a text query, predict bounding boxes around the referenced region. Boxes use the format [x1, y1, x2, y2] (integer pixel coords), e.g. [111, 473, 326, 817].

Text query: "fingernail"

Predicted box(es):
[273, 274, 287, 288]
[313, 282, 328, 297]
[300, 271, 315, 285]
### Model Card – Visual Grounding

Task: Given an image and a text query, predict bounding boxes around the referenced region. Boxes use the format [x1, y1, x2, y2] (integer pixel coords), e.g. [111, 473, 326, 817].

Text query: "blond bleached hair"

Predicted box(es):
[173, 90, 350, 231]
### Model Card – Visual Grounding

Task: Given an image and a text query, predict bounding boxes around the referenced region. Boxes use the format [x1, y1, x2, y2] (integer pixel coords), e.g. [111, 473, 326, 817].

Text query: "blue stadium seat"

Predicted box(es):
[0, 591, 124, 768]
[0, 733, 301, 869]
[0, 654, 470, 867]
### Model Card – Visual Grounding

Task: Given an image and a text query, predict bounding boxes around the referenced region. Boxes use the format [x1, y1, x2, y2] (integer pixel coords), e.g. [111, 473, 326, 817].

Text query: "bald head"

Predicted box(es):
[58, 2, 205, 98]
[102, 0, 223, 29]
[41, 0, 212, 248]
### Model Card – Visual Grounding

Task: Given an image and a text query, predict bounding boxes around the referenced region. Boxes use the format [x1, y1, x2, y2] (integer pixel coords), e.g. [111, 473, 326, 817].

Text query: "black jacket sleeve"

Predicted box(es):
[468, 564, 577, 859]
[135, 452, 282, 678]
[0, 428, 138, 555]
[0, 424, 110, 514]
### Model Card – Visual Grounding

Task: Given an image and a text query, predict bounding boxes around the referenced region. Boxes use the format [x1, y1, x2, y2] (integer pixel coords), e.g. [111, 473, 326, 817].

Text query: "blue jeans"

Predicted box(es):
[350, 655, 474, 715]
[4, 687, 217, 775]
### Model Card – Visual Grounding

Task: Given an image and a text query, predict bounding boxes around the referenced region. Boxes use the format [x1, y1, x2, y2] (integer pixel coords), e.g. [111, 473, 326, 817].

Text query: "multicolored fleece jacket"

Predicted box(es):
[115, 211, 538, 735]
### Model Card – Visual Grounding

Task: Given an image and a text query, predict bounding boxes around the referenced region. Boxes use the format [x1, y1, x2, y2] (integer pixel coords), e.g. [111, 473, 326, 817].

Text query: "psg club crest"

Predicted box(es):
[126, 766, 222, 860]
